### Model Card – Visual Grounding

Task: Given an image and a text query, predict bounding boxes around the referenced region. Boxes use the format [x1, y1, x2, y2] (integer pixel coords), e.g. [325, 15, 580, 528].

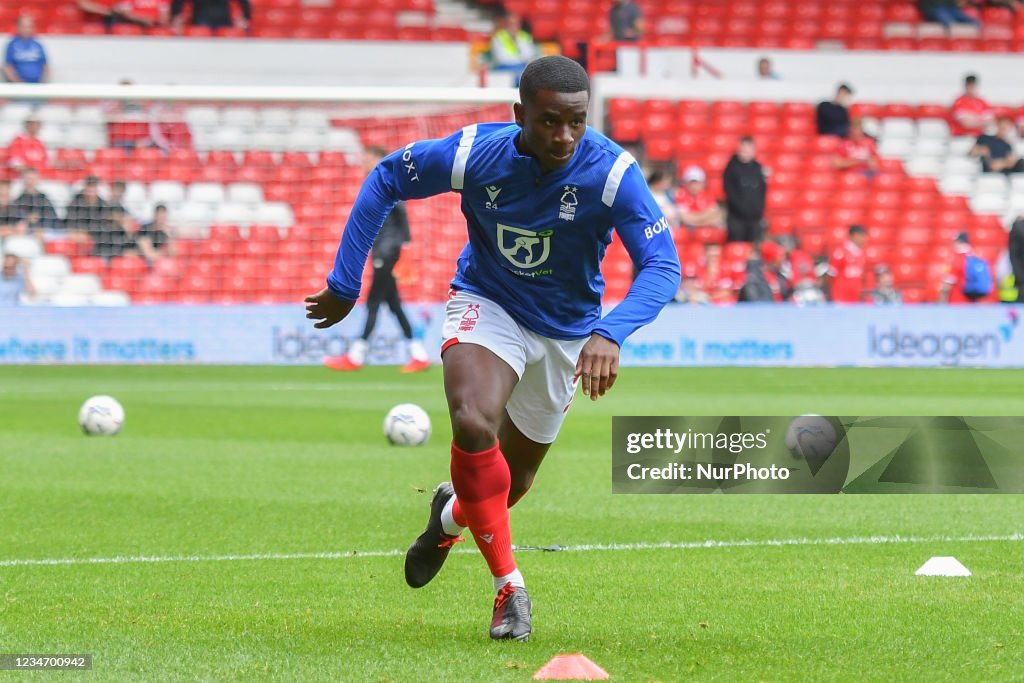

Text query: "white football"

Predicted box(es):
[79, 395, 125, 436]
[383, 403, 431, 446]
[785, 414, 836, 461]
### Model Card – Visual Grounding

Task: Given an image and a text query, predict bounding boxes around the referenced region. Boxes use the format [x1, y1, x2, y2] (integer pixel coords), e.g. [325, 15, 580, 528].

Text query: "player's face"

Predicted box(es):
[515, 90, 589, 173]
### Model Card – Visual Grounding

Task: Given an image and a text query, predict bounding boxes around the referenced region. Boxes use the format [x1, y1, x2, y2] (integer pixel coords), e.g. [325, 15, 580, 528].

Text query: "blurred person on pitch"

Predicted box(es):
[170, 0, 250, 32]
[865, 264, 903, 304]
[489, 11, 537, 87]
[12, 166, 58, 236]
[939, 231, 993, 303]
[825, 224, 869, 304]
[3, 15, 49, 84]
[0, 253, 35, 305]
[305, 56, 679, 642]
[324, 145, 430, 374]
[723, 136, 767, 243]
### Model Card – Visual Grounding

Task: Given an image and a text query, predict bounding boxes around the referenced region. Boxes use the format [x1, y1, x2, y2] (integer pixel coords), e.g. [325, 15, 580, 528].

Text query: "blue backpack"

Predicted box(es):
[963, 254, 993, 298]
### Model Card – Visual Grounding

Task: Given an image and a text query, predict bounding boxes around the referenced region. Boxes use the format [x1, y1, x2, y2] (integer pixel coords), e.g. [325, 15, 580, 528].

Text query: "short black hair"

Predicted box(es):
[965, 74, 978, 85]
[519, 55, 590, 106]
[849, 224, 866, 236]
[739, 135, 755, 145]
[837, 83, 854, 95]
[154, 203, 168, 212]
[111, 179, 126, 190]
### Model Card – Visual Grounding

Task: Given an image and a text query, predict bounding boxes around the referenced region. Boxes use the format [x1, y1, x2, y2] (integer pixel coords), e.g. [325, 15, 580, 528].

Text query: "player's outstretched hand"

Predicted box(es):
[304, 287, 355, 329]
[574, 333, 620, 401]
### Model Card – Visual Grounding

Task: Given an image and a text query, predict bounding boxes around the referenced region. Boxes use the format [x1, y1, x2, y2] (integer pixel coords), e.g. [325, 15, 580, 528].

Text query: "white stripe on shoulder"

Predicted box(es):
[451, 124, 478, 190]
[601, 151, 636, 207]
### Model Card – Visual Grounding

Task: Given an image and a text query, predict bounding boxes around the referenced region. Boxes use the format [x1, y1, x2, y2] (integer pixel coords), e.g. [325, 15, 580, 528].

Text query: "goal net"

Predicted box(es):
[0, 84, 514, 307]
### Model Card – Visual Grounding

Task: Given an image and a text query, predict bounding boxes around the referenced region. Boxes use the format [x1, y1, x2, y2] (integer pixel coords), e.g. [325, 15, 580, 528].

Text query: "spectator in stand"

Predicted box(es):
[170, 0, 250, 33]
[918, 0, 982, 28]
[833, 119, 879, 176]
[939, 232, 993, 303]
[609, 0, 644, 41]
[0, 253, 35, 305]
[759, 240, 792, 302]
[3, 15, 49, 84]
[676, 166, 724, 231]
[130, 203, 175, 262]
[77, 0, 170, 29]
[723, 136, 767, 243]
[778, 234, 825, 305]
[0, 180, 27, 239]
[865, 264, 903, 304]
[970, 117, 1024, 174]
[7, 116, 48, 172]
[12, 167, 58, 235]
[646, 170, 681, 230]
[65, 176, 112, 245]
[950, 74, 994, 137]
[676, 263, 711, 305]
[826, 224, 868, 303]
[94, 205, 134, 259]
[757, 57, 780, 80]
[489, 12, 537, 87]
[1008, 217, 1024, 302]
[816, 83, 854, 138]
[108, 179, 130, 213]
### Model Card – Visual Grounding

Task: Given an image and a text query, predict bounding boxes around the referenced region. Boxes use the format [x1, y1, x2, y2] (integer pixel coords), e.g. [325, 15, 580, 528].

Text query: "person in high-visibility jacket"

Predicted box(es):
[489, 12, 537, 87]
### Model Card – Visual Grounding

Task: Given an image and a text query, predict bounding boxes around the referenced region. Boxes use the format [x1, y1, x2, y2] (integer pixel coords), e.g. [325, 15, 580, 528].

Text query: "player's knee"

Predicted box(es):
[450, 405, 498, 452]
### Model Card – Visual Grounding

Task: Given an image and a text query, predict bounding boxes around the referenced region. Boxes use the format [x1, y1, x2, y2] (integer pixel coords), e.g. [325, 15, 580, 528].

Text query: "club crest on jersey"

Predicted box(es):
[485, 185, 502, 210]
[497, 223, 553, 269]
[559, 185, 579, 221]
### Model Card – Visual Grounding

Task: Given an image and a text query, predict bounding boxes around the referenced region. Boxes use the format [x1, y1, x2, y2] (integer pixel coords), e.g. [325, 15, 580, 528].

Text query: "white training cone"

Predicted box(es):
[915, 556, 972, 577]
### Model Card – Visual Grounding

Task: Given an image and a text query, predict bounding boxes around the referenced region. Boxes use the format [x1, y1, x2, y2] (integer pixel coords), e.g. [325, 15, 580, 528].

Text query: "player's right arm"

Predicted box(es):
[306, 129, 464, 328]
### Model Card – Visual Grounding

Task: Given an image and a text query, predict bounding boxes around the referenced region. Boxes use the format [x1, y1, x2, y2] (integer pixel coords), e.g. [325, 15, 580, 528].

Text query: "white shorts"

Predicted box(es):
[440, 289, 588, 444]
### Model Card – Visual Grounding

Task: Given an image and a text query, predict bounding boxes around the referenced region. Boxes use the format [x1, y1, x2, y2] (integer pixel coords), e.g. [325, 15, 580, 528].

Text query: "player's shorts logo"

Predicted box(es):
[497, 223, 552, 269]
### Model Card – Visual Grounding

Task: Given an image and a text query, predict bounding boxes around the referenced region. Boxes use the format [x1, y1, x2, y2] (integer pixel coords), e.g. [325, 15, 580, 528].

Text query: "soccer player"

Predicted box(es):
[305, 56, 680, 642]
[323, 146, 430, 374]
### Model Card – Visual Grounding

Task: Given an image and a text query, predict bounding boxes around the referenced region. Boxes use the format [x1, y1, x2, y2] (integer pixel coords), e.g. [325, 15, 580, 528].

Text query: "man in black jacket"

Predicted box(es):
[170, 0, 250, 31]
[723, 136, 767, 243]
[324, 146, 430, 374]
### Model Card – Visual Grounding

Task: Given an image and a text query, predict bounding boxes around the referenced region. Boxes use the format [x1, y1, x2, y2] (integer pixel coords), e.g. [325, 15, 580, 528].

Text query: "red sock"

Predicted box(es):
[451, 481, 531, 525]
[450, 440, 516, 577]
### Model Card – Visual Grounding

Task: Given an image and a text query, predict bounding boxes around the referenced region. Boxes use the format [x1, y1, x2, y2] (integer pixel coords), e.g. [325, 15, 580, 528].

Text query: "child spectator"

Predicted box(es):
[865, 265, 903, 304]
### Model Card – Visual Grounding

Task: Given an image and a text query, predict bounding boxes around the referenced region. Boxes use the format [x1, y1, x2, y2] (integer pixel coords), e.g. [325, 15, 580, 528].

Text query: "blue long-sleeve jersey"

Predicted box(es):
[327, 123, 680, 347]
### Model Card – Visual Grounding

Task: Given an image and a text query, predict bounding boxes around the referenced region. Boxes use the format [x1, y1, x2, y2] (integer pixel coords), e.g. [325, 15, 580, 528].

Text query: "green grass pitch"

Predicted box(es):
[1, 365, 1022, 682]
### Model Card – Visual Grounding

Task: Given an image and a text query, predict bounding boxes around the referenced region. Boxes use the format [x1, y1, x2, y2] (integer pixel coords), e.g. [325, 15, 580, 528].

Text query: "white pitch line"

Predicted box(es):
[1, 533, 1021, 568]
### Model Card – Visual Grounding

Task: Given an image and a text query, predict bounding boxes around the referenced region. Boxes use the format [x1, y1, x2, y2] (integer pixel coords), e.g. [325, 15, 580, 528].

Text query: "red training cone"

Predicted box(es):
[533, 653, 610, 680]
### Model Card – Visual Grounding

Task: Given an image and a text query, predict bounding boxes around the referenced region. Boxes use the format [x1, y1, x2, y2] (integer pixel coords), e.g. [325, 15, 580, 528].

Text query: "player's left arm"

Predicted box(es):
[576, 162, 681, 400]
